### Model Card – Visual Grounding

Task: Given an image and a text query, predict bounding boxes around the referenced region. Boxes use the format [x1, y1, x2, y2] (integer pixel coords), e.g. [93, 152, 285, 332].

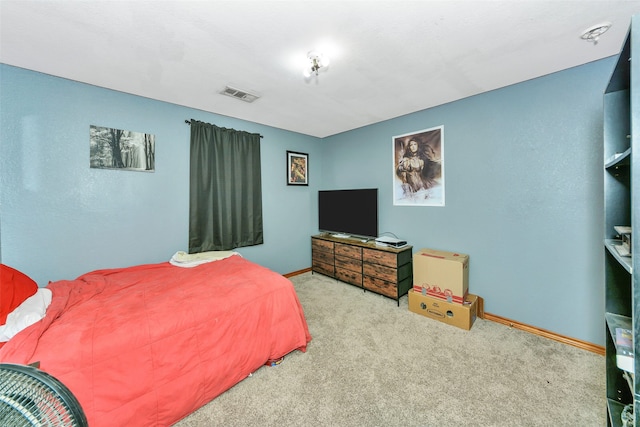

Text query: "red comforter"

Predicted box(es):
[0, 255, 311, 426]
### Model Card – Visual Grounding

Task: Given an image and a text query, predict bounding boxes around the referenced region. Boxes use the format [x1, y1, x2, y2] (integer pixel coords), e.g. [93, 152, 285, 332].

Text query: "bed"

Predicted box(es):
[0, 254, 311, 426]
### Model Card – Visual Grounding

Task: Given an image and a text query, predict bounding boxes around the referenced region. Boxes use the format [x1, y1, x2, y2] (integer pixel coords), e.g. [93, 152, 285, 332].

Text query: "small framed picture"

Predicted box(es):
[287, 151, 309, 186]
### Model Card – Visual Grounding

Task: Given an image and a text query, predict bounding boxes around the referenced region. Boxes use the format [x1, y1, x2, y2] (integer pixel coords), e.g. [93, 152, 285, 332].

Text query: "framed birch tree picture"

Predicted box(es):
[90, 125, 155, 172]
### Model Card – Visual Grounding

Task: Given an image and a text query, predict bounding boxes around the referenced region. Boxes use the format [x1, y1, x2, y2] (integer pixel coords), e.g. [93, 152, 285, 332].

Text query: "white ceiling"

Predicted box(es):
[1, 1, 639, 138]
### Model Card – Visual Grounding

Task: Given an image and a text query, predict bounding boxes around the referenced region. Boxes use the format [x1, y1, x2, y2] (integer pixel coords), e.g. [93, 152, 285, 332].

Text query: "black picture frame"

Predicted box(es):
[287, 151, 309, 186]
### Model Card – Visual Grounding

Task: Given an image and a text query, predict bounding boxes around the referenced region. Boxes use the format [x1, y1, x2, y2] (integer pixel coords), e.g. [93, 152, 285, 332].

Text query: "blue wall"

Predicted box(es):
[321, 58, 614, 346]
[0, 64, 322, 283]
[1, 56, 615, 345]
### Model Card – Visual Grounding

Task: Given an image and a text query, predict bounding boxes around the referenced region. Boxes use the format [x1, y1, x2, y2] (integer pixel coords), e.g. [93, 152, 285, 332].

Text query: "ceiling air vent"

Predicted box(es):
[220, 85, 260, 103]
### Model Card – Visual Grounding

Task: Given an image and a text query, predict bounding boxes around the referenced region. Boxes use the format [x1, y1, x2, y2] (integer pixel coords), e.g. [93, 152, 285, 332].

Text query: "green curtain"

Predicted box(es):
[189, 120, 263, 252]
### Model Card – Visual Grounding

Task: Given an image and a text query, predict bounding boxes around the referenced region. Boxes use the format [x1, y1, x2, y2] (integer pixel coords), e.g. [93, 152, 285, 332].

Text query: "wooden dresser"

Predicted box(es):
[311, 234, 413, 306]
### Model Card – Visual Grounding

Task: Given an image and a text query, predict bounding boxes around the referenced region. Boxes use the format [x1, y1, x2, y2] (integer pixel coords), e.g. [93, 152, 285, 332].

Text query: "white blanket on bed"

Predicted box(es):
[169, 250, 240, 267]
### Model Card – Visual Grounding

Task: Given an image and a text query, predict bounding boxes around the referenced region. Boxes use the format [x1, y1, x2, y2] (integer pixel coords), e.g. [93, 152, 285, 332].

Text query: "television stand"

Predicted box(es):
[311, 234, 413, 306]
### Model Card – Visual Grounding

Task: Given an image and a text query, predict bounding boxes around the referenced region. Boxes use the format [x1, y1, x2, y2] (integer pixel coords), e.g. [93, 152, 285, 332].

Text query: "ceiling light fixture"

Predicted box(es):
[580, 22, 612, 45]
[303, 51, 330, 78]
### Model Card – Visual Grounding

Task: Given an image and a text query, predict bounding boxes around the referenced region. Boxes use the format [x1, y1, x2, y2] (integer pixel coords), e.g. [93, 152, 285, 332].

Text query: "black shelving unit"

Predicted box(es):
[604, 14, 638, 427]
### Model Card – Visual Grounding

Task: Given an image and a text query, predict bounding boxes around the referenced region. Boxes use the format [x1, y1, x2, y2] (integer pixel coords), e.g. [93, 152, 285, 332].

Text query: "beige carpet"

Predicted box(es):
[174, 272, 605, 427]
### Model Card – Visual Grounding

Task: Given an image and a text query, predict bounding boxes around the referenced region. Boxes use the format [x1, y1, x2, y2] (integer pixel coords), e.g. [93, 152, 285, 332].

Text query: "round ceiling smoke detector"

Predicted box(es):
[580, 22, 612, 44]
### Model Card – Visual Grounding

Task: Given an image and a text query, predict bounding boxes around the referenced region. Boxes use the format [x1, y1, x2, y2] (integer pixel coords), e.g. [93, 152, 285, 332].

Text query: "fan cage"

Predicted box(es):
[0, 363, 87, 427]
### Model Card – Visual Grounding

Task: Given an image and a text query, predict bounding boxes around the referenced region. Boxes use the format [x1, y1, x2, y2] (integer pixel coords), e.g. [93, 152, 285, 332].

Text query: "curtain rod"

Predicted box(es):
[185, 120, 263, 138]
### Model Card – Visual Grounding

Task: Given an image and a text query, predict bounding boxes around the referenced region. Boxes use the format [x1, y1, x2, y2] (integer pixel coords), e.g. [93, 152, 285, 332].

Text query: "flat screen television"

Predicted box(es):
[318, 188, 378, 239]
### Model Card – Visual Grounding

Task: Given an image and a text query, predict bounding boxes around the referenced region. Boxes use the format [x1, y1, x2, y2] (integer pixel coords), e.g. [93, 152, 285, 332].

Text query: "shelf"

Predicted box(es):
[607, 399, 628, 427]
[605, 239, 633, 274]
[605, 147, 632, 169]
[604, 15, 637, 427]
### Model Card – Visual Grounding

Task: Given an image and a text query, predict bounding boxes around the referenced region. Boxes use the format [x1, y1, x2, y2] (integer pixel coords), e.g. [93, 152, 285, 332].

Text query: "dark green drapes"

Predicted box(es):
[189, 120, 263, 252]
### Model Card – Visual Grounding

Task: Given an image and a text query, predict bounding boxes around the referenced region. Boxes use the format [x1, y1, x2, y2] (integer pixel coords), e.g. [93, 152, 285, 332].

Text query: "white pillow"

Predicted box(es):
[0, 288, 52, 342]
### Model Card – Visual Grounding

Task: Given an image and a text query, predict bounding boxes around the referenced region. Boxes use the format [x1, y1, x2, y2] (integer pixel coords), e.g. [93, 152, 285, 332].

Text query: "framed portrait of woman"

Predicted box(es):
[287, 150, 309, 186]
[393, 125, 444, 206]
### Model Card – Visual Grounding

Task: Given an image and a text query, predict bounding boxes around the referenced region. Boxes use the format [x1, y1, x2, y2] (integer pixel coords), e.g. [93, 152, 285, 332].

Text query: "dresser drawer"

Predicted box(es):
[335, 243, 362, 260]
[313, 248, 334, 266]
[336, 269, 362, 286]
[313, 259, 335, 277]
[363, 262, 397, 282]
[362, 248, 399, 268]
[363, 276, 396, 298]
[312, 238, 334, 253]
[335, 255, 362, 273]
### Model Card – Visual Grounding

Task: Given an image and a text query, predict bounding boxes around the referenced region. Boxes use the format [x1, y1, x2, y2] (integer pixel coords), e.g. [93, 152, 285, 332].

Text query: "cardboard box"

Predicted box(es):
[412, 248, 469, 304]
[408, 290, 479, 330]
